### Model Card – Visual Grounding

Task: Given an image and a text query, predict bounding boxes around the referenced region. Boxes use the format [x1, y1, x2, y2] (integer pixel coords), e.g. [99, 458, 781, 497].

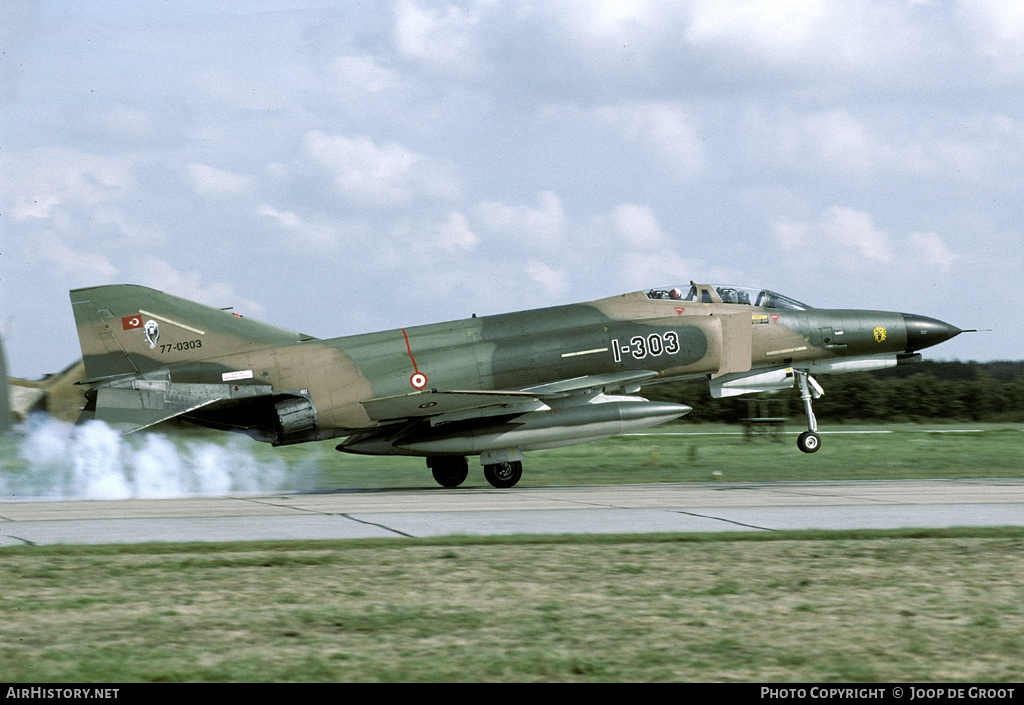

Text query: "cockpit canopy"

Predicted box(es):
[645, 283, 812, 311]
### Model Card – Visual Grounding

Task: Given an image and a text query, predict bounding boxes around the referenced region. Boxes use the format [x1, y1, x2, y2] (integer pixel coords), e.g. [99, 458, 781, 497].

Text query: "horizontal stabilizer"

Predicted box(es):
[90, 388, 221, 433]
[82, 378, 274, 433]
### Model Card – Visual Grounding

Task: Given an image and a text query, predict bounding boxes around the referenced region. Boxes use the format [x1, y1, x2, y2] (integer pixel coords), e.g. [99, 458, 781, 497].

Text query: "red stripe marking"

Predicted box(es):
[401, 328, 419, 373]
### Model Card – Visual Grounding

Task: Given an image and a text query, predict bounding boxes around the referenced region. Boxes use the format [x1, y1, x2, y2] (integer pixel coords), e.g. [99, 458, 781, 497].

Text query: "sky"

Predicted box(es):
[2, 0, 1023, 379]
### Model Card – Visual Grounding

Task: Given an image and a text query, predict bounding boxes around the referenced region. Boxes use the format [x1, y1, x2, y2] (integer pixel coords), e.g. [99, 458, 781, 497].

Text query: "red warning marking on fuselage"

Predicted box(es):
[401, 328, 428, 389]
[675, 307, 685, 315]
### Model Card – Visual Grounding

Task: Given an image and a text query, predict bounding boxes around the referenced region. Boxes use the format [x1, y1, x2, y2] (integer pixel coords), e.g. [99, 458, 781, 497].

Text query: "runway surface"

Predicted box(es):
[2, 478, 1023, 546]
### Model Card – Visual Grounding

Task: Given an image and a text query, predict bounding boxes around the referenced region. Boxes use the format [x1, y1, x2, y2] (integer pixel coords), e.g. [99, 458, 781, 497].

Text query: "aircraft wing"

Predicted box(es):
[360, 390, 539, 422]
[360, 370, 660, 423]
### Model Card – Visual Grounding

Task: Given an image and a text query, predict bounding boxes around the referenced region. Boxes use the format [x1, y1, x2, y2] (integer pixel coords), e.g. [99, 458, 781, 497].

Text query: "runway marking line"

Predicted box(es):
[622, 431, 895, 436]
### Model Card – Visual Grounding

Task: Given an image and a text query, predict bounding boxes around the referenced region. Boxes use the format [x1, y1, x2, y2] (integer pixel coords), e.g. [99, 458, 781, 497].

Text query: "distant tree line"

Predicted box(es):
[644, 361, 1024, 424]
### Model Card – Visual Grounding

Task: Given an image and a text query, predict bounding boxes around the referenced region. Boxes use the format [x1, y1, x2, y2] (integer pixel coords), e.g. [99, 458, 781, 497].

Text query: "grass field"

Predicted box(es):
[2, 421, 1023, 682]
[279, 422, 1024, 490]
[1, 530, 1023, 682]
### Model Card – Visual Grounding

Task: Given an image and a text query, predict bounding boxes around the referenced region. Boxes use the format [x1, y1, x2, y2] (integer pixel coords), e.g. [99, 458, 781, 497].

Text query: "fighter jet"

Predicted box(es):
[68, 282, 962, 488]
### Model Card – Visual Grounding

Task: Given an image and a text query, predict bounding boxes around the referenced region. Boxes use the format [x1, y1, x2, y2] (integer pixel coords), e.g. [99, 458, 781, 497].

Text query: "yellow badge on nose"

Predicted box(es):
[873, 326, 887, 343]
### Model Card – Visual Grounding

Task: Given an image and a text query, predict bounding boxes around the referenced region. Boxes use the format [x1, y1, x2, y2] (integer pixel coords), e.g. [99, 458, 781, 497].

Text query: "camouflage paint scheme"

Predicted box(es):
[69, 282, 962, 487]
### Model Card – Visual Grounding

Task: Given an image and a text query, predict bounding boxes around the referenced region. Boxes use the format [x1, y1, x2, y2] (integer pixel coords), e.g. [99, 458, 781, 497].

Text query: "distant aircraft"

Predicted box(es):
[68, 282, 962, 488]
[7, 360, 87, 425]
[0, 333, 11, 433]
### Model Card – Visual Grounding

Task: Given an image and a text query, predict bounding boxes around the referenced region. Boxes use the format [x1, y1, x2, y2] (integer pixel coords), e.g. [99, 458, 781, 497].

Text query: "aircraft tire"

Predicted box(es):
[797, 431, 821, 454]
[484, 461, 522, 489]
[429, 457, 469, 488]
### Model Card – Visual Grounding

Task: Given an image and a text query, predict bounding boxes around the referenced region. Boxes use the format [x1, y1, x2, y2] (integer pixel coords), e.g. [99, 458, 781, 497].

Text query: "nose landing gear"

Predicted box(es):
[795, 370, 823, 453]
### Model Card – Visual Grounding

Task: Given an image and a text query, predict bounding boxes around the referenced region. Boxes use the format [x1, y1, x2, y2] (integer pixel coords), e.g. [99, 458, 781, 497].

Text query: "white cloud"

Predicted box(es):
[92, 104, 157, 142]
[823, 206, 895, 264]
[615, 250, 702, 290]
[256, 205, 342, 249]
[2, 148, 136, 212]
[11, 195, 60, 221]
[745, 107, 1023, 182]
[772, 207, 958, 276]
[961, 0, 1024, 78]
[472, 192, 701, 295]
[907, 231, 956, 273]
[190, 57, 309, 112]
[569, 0, 663, 36]
[538, 0, 669, 76]
[431, 211, 479, 252]
[135, 257, 266, 318]
[187, 163, 253, 196]
[2, 148, 162, 245]
[685, 0, 830, 58]
[476, 191, 569, 250]
[610, 203, 669, 249]
[771, 216, 811, 251]
[786, 111, 881, 174]
[393, 0, 489, 77]
[680, 0, 945, 88]
[303, 131, 461, 208]
[322, 54, 412, 119]
[525, 261, 569, 297]
[31, 233, 119, 282]
[90, 206, 166, 246]
[595, 102, 707, 179]
[327, 55, 405, 96]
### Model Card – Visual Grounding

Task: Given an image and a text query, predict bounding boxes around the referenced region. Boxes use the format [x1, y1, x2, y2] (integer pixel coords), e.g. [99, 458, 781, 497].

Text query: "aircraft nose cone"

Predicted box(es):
[902, 313, 962, 352]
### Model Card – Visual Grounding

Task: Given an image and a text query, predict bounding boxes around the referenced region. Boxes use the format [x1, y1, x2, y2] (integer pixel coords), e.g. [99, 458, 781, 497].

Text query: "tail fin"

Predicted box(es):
[70, 284, 316, 381]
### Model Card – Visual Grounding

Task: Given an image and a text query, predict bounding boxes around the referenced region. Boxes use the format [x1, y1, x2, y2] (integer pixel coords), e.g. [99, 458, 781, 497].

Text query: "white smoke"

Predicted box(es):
[3, 416, 302, 500]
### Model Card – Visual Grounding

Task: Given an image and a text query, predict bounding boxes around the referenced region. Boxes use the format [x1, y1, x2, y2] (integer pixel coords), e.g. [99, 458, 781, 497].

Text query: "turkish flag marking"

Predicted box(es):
[122, 315, 143, 330]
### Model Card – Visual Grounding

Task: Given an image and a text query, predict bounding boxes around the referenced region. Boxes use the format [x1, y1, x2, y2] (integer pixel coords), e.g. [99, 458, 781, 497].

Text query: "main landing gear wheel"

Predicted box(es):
[797, 431, 821, 454]
[428, 456, 469, 488]
[484, 461, 523, 489]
